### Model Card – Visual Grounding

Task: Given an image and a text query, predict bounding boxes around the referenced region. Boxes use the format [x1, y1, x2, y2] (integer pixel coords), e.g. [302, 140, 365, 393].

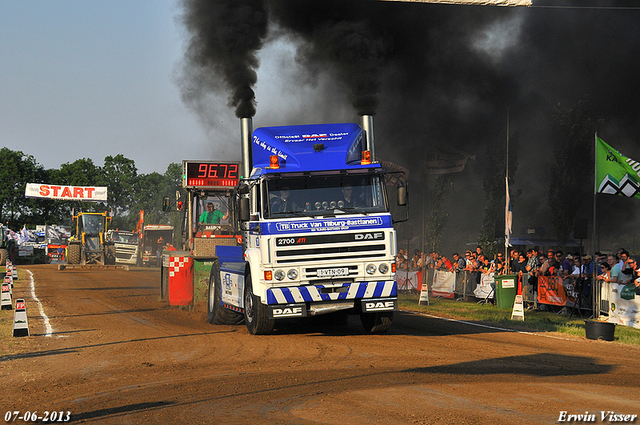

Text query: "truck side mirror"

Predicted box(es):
[162, 196, 170, 212]
[239, 197, 250, 221]
[237, 183, 250, 195]
[397, 185, 407, 206]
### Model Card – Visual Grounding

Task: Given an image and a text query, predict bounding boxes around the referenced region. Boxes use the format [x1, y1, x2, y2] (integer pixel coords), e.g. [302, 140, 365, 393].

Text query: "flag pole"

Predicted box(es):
[505, 108, 510, 273]
[592, 132, 598, 319]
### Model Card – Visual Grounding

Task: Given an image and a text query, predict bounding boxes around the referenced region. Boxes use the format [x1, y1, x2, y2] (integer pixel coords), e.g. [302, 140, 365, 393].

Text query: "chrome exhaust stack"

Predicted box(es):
[361, 114, 376, 162]
[241, 117, 253, 179]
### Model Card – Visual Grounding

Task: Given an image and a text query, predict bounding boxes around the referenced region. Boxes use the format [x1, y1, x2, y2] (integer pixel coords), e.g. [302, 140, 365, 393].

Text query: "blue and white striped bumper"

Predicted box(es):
[266, 281, 397, 305]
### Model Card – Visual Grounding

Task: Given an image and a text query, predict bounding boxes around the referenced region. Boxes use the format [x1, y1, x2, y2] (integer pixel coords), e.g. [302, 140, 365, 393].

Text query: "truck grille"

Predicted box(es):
[275, 244, 386, 264]
[273, 230, 388, 265]
[115, 244, 137, 259]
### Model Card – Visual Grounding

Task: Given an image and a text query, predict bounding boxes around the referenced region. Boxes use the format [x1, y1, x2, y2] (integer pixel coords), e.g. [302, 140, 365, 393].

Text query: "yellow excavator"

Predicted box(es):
[67, 212, 116, 265]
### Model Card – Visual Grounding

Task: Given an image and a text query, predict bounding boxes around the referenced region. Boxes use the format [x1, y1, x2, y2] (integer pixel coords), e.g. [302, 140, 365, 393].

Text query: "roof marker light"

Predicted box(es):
[269, 155, 280, 169]
[361, 150, 371, 165]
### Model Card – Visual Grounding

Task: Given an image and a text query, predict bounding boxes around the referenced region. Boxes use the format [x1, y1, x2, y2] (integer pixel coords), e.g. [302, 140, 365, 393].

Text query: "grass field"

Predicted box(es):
[399, 292, 640, 346]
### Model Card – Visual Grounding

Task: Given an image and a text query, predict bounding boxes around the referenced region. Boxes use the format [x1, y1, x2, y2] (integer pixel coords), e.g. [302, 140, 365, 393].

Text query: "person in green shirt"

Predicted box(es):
[199, 202, 228, 225]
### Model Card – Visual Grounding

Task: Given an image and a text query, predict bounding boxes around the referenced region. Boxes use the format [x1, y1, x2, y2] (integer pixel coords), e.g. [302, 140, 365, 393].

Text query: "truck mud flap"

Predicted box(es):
[268, 303, 307, 319]
[360, 298, 397, 313]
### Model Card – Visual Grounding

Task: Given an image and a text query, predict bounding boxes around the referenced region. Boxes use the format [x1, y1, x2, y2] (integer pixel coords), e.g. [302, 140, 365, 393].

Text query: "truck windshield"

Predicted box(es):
[265, 174, 387, 218]
[113, 233, 138, 244]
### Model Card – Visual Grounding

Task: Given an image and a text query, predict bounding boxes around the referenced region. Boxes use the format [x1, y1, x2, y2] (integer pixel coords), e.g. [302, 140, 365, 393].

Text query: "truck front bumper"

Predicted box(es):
[265, 280, 397, 319]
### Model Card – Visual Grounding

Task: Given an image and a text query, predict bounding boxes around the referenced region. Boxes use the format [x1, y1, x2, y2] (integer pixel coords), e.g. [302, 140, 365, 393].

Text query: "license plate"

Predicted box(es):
[317, 267, 349, 277]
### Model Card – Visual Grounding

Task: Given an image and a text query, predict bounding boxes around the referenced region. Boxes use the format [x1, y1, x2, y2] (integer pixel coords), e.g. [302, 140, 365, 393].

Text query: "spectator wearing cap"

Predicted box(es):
[581, 254, 601, 277]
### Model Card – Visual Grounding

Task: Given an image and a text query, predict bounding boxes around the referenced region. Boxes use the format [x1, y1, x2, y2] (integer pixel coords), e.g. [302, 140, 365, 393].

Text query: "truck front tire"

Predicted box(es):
[243, 274, 274, 335]
[360, 312, 393, 334]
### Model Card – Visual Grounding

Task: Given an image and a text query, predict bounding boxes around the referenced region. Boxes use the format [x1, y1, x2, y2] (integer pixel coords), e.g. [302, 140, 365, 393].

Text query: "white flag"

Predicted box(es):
[505, 176, 512, 247]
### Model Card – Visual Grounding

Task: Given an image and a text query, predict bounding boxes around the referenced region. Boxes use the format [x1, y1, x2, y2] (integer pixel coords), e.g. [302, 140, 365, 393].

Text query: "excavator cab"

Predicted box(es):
[67, 212, 116, 265]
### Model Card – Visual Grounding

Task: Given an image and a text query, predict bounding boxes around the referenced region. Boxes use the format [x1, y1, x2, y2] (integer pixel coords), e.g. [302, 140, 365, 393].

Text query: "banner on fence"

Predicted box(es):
[474, 273, 495, 299]
[397, 270, 420, 291]
[537, 276, 570, 306]
[609, 283, 640, 330]
[432, 270, 455, 299]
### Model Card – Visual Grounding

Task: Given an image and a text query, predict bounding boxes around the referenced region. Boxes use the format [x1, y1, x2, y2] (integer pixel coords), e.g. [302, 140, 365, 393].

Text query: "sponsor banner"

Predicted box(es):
[474, 273, 495, 299]
[432, 270, 455, 299]
[25, 183, 108, 202]
[261, 215, 391, 235]
[537, 276, 571, 306]
[609, 283, 640, 330]
[397, 270, 420, 291]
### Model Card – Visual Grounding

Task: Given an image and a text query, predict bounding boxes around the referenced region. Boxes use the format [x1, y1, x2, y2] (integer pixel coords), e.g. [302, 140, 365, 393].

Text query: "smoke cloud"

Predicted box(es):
[178, 0, 640, 253]
[180, 0, 268, 118]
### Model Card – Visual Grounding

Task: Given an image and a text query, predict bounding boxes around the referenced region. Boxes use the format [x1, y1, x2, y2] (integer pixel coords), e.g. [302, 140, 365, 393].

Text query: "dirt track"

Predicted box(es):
[1, 265, 639, 424]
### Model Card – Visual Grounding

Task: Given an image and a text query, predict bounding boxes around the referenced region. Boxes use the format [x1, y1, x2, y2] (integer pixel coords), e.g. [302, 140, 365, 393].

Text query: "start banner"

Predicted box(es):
[25, 183, 108, 202]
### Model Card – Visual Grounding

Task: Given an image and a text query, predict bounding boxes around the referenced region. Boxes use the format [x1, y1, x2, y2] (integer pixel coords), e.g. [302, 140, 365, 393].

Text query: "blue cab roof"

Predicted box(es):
[251, 123, 380, 177]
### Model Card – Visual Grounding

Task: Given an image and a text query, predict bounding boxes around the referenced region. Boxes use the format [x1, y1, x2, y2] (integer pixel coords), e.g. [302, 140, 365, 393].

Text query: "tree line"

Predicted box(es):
[0, 149, 184, 235]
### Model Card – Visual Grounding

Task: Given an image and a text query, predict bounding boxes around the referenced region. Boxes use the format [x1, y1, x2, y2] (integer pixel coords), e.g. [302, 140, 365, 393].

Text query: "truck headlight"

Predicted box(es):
[379, 263, 389, 274]
[287, 269, 298, 280]
[274, 269, 286, 281]
[366, 264, 377, 274]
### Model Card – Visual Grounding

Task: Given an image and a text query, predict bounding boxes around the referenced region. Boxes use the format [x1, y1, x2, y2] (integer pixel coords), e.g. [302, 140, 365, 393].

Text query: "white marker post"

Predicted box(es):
[1, 281, 12, 310]
[13, 299, 29, 337]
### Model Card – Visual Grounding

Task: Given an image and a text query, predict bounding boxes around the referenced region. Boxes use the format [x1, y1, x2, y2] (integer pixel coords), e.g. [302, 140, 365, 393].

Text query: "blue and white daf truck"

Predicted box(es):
[187, 116, 406, 335]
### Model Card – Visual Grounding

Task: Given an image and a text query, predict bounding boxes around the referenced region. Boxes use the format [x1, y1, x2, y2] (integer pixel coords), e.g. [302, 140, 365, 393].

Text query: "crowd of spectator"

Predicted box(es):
[396, 246, 640, 297]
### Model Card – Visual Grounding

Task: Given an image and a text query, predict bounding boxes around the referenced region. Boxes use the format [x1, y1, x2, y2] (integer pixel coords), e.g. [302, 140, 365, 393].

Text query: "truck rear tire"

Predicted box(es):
[68, 243, 81, 265]
[360, 312, 393, 334]
[0, 248, 8, 266]
[243, 274, 274, 335]
[207, 259, 244, 325]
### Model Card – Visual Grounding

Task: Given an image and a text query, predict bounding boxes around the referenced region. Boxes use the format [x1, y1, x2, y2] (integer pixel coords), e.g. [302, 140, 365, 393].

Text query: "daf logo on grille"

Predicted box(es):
[354, 232, 384, 240]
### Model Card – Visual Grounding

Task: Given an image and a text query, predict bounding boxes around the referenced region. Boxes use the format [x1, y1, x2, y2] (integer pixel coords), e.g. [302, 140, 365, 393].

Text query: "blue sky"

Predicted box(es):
[1, 1, 359, 175]
[0, 1, 238, 174]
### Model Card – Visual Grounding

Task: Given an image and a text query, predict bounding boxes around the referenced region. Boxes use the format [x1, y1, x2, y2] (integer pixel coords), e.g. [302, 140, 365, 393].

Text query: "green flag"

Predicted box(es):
[596, 137, 640, 198]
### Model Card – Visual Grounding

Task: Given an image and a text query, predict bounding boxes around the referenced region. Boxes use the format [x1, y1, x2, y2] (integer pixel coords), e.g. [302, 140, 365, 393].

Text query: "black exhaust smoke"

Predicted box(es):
[180, 0, 268, 118]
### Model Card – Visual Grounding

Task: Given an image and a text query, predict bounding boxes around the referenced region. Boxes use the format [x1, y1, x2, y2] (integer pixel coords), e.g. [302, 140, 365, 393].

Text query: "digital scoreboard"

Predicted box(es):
[182, 161, 241, 189]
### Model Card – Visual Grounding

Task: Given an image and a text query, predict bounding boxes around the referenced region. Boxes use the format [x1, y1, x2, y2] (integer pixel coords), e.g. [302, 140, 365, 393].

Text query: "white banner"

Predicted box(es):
[397, 270, 420, 290]
[432, 270, 455, 299]
[608, 283, 640, 330]
[25, 183, 108, 202]
[474, 272, 495, 299]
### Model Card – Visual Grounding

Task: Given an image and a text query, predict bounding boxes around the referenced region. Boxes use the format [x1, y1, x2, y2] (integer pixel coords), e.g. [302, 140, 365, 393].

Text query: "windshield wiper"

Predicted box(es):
[332, 207, 369, 215]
